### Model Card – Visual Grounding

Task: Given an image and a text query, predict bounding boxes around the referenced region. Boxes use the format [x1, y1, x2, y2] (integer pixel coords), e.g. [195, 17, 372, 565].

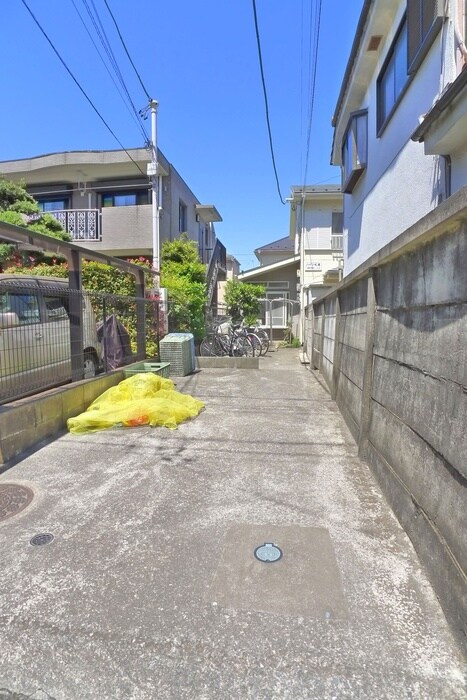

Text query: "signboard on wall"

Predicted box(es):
[305, 262, 322, 271]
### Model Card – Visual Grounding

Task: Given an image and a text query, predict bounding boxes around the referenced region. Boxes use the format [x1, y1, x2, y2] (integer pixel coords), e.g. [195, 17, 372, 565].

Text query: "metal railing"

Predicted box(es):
[48, 209, 100, 241]
[0, 279, 163, 404]
[331, 234, 343, 251]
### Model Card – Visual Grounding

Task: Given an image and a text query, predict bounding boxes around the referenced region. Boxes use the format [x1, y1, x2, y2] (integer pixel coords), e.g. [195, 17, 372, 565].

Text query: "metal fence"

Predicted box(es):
[0, 278, 163, 405]
[0, 283, 301, 404]
[207, 298, 300, 341]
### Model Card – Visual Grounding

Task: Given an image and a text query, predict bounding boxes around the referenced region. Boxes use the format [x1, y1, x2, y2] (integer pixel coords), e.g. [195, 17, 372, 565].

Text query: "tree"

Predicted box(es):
[0, 177, 71, 269]
[223, 279, 265, 324]
[160, 234, 207, 341]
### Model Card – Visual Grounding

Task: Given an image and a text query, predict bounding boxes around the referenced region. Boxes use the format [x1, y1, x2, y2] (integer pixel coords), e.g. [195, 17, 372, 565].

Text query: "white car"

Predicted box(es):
[0, 274, 101, 402]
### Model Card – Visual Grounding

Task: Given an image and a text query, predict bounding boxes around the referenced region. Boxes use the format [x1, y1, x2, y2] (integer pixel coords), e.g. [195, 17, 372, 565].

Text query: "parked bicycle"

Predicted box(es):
[246, 322, 270, 355]
[199, 317, 255, 357]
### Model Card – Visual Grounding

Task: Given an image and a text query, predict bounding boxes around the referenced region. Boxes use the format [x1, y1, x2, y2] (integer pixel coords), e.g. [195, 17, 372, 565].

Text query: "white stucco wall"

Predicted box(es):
[302, 252, 340, 288]
[343, 9, 460, 275]
[299, 197, 342, 288]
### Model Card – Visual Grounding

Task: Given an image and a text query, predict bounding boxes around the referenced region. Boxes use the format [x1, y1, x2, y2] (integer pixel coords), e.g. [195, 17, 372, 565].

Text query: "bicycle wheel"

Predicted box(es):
[199, 335, 217, 356]
[246, 333, 262, 357]
[255, 328, 270, 355]
[232, 335, 254, 357]
[216, 333, 230, 356]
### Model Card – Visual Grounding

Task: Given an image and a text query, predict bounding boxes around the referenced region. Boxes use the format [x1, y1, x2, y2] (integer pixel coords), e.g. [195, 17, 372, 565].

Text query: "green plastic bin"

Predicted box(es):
[123, 361, 171, 378]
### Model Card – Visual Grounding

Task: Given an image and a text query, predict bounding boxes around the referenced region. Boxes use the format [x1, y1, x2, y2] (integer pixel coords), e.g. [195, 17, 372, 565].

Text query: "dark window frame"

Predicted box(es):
[342, 109, 368, 194]
[179, 200, 187, 233]
[331, 211, 343, 234]
[407, 0, 444, 74]
[101, 190, 149, 208]
[37, 197, 69, 212]
[376, 16, 409, 134]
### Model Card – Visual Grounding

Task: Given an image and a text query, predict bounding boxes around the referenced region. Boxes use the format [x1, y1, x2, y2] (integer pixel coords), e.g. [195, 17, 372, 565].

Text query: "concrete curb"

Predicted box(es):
[196, 356, 259, 369]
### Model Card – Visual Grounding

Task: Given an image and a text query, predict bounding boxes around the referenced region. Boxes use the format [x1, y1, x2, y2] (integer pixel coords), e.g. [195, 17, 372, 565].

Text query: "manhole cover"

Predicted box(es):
[254, 542, 283, 563]
[30, 533, 54, 547]
[0, 484, 34, 523]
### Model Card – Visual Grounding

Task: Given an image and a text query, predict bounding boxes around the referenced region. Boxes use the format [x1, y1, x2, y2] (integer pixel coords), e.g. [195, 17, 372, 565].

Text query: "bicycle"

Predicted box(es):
[234, 321, 265, 357]
[199, 318, 255, 357]
[246, 322, 270, 355]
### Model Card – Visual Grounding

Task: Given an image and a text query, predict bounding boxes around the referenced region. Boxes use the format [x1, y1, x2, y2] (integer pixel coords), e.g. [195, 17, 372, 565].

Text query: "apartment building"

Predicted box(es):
[0, 147, 227, 300]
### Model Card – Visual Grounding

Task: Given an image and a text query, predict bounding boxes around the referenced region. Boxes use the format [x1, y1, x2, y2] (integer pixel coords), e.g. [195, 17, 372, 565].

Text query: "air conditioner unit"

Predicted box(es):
[159, 333, 196, 376]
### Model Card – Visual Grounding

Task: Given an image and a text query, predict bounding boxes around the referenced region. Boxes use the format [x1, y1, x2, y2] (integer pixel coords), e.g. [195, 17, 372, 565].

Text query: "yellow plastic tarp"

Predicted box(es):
[67, 372, 205, 434]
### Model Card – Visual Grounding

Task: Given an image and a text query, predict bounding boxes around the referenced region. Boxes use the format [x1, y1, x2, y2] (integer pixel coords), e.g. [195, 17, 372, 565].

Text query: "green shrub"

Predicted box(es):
[224, 279, 265, 322]
[160, 235, 207, 342]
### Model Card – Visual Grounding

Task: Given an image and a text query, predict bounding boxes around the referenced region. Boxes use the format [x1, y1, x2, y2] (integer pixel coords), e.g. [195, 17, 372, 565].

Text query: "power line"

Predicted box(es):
[80, 0, 149, 144]
[251, 0, 286, 206]
[20, 0, 148, 179]
[70, 0, 148, 143]
[102, 0, 152, 102]
[302, 0, 323, 187]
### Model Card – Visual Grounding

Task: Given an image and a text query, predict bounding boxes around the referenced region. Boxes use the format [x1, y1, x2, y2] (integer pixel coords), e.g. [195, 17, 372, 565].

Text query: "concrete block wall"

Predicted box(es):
[308, 190, 467, 648]
[0, 372, 125, 466]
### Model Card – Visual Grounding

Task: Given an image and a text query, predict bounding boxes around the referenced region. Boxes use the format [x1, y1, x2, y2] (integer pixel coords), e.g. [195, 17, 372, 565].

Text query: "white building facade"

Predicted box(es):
[289, 185, 343, 342]
[289, 185, 343, 305]
[331, 0, 467, 275]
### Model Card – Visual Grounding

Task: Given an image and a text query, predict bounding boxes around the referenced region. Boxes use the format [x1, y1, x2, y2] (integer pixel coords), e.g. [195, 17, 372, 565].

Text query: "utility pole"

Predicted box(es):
[147, 99, 160, 285]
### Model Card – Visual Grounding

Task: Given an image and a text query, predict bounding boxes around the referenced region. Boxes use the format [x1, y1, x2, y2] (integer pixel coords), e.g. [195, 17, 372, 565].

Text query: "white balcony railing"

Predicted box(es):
[48, 210, 100, 241]
[331, 234, 343, 251]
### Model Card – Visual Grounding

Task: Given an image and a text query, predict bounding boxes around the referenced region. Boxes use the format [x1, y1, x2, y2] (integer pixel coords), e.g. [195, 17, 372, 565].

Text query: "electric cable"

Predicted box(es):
[299, 0, 305, 180]
[81, 0, 149, 143]
[302, 0, 323, 187]
[251, 0, 286, 206]
[20, 0, 148, 178]
[102, 0, 152, 101]
[70, 0, 148, 142]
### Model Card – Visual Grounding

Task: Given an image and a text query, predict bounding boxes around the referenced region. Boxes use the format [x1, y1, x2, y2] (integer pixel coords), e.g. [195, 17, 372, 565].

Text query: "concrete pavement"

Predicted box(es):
[0, 349, 465, 699]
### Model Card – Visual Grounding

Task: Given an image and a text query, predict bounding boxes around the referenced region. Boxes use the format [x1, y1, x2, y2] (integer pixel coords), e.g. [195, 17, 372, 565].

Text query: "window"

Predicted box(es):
[179, 201, 187, 233]
[37, 198, 68, 212]
[101, 190, 149, 207]
[377, 19, 408, 131]
[266, 281, 289, 290]
[342, 111, 367, 194]
[332, 212, 343, 234]
[0, 292, 40, 324]
[44, 294, 69, 321]
[266, 292, 289, 328]
[407, 0, 443, 73]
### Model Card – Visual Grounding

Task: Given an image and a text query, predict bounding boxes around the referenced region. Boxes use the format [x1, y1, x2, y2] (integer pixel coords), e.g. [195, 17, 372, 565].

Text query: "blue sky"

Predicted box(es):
[0, 1, 363, 271]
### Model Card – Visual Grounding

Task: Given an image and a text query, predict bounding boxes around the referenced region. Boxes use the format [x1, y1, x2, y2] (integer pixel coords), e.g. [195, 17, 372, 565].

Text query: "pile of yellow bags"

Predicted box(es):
[67, 373, 205, 434]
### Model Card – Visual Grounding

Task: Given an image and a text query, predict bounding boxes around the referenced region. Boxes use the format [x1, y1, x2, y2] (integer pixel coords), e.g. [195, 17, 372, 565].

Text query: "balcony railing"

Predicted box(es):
[48, 209, 100, 241]
[331, 234, 343, 251]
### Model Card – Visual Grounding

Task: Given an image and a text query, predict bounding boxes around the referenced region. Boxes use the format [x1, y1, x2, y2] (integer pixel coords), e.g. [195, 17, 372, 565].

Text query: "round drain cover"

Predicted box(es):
[254, 542, 283, 563]
[30, 533, 54, 547]
[0, 483, 34, 523]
